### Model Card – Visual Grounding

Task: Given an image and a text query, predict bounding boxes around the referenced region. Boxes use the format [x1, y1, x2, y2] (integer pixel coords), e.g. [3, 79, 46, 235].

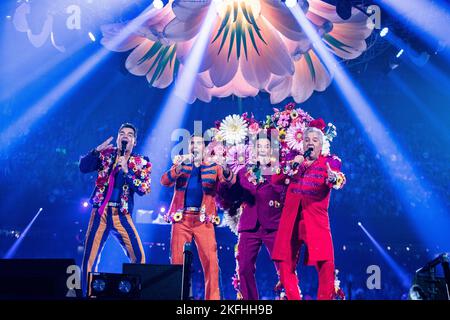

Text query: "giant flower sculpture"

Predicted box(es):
[102, 0, 372, 103]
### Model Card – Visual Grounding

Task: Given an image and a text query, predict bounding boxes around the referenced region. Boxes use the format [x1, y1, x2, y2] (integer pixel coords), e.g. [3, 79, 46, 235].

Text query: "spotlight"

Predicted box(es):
[396, 49, 404, 58]
[153, 0, 164, 9]
[357, 222, 362, 226]
[160, 206, 166, 213]
[406, 246, 410, 251]
[284, 0, 298, 8]
[380, 27, 389, 37]
[88, 32, 96, 42]
[82, 201, 89, 208]
[387, 246, 391, 250]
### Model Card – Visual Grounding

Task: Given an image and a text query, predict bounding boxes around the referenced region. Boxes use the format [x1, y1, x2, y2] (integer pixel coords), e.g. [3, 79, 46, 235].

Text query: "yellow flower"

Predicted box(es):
[290, 110, 299, 119]
[212, 215, 221, 225]
[173, 211, 183, 222]
[134, 179, 141, 186]
[278, 129, 287, 141]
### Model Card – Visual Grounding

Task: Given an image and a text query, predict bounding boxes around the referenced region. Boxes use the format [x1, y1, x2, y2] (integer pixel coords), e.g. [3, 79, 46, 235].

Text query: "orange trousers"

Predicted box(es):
[170, 213, 220, 300]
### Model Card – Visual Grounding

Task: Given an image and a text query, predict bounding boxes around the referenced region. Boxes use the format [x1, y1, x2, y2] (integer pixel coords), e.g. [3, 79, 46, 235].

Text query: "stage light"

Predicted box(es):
[153, 0, 164, 9]
[160, 206, 166, 213]
[284, 0, 298, 8]
[357, 222, 362, 226]
[387, 246, 391, 250]
[118, 280, 132, 293]
[409, 253, 450, 300]
[4, 208, 44, 259]
[377, 0, 450, 62]
[88, 32, 96, 42]
[396, 49, 404, 58]
[358, 223, 411, 288]
[380, 27, 389, 37]
[82, 201, 89, 208]
[406, 246, 410, 251]
[91, 279, 106, 293]
[342, 245, 347, 251]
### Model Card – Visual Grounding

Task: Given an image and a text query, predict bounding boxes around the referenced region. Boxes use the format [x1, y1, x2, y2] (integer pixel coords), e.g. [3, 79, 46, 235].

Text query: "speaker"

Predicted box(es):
[123, 263, 185, 300]
[0, 259, 80, 300]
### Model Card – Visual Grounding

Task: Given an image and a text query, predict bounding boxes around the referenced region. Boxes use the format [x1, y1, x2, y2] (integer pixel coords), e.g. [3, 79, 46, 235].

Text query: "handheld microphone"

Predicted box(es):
[120, 140, 128, 156]
[292, 147, 313, 169]
[253, 161, 261, 173]
[303, 147, 313, 159]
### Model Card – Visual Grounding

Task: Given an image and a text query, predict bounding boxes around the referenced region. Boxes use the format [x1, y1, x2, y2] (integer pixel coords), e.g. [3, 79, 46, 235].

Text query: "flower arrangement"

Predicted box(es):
[263, 102, 339, 165]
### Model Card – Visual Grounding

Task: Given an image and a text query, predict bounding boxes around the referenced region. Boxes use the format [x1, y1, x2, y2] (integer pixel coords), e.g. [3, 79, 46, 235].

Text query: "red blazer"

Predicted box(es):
[161, 162, 236, 216]
[271, 155, 344, 265]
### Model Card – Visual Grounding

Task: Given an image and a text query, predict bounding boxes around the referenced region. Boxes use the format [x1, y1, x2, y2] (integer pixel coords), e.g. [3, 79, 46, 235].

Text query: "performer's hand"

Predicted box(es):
[326, 162, 337, 183]
[173, 155, 187, 174]
[95, 136, 114, 152]
[293, 155, 305, 164]
[118, 156, 128, 173]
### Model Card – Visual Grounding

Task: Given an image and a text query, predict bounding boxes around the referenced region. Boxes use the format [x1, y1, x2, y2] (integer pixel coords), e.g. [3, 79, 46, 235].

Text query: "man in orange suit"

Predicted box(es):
[161, 135, 235, 300]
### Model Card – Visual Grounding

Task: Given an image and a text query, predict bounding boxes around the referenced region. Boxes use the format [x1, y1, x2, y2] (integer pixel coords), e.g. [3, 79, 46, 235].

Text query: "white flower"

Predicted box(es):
[322, 139, 331, 156]
[219, 114, 248, 145]
[285, 121, 306, 152]
[199, 213, 206, 223]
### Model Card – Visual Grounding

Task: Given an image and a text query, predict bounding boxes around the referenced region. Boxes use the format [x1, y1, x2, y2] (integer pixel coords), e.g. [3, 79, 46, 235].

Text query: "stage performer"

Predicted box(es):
[232, 136, 286, 300]
[79, 123, 151, 295]
[161, 134, 235, 300]
[272, 126, 346, 300]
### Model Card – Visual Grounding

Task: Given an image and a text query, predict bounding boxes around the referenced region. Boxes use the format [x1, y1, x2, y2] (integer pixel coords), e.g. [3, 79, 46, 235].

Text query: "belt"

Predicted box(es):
[184, 207, 200, 214]
[94, 202, 120, 208]
[107, 202, 120, 207]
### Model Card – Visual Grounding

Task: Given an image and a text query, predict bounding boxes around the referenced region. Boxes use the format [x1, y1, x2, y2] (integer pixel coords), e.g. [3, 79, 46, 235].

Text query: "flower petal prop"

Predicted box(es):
[101, 0, 373, 104]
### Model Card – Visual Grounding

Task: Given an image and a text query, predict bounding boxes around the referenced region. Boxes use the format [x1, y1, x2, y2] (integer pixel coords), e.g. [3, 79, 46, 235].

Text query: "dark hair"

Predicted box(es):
[119, 123, 138, 138]
[190, 133, 208, 146]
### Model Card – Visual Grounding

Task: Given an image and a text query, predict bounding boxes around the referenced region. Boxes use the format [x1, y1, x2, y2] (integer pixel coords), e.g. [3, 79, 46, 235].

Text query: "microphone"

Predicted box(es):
[252, 161, 261, 173]
[303, 147, 313, 159]
[120, 140, 128, 156]
[292, 147, 313, 169]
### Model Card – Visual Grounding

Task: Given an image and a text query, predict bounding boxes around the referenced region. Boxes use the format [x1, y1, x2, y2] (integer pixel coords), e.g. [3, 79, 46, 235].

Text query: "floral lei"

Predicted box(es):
[245, 165, 265, 185]
[93, 149, 152, 215]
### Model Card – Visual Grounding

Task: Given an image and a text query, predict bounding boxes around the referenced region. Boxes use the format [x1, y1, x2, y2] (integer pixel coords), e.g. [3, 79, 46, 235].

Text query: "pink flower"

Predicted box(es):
[248, 122, 260, 135]
[277, 113, 290, 128]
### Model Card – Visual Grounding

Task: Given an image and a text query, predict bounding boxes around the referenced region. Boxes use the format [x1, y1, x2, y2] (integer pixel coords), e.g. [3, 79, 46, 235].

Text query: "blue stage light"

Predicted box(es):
[380, 27, 389, 37]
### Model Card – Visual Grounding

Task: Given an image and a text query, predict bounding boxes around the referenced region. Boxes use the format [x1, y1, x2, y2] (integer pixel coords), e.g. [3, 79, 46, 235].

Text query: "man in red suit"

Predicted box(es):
[272, 126, 346, 300]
